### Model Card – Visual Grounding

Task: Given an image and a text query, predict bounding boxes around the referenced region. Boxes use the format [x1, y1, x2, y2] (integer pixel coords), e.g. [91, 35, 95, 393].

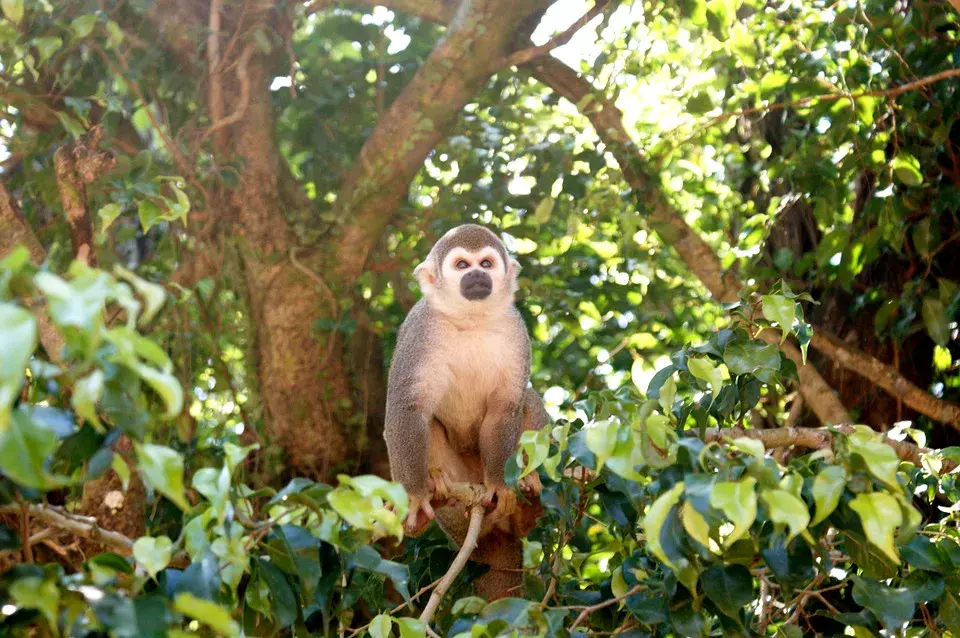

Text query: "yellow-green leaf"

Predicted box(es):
[849, 492, 902, 564]
[811, 465, 846, 526]
[710, 477, 757, 548]
[133, 535, 173, 579]
[760, 489, 810, 542]
[136, 443, 190, 511]
[369, 614, 392, 638]
[688, 356, 723, 398]
[848, 427, 900, 488]
[642, 482, 685, 568]
[173, 593, 239, 638]
[0, 303, 37, 432]
[681, 500, 711, 549]
[1, 0, 23, 25]
[762, 294, 796, 344]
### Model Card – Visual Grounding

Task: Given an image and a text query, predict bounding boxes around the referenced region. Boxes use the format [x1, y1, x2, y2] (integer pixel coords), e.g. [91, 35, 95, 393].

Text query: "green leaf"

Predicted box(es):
[913, 217, 935, 255]
[922, 296, 949, 346]
[849, 492, 902, 564]
[585, 418, 618, 472]
[891, 153, 922, 186]
[255, 559, 297, 627]
[452, 596, 486, 616]
[97, 203, 123, 236]
[33, 36, 62, 64]
[396, 617, 425, 638]
[761, 295, 796, 344]
[532, 197, 554, 224]
[760, 489, 810, 542]
[173, 593, 239, 638]
[518, 428, 549, 478]
[0, 409, 58, 489]
[10, 577, 59, 630]
[72, 370, 104, 432]
[940, 587, 960, 634]
[130, 362, 183, 419]
[642, 482, 685, 568]
[847, 427, 900, 488]
[71, 14, 97, 38]
[133, 535, 173, 579]
[688, 356, 723, 398]
[114, 265, 166, 325]
[0, 303, 37, 431]
[112, 455, 130, 491]
[658, 374, 677, 414]
[759, 70, 790, 93]
[369, 614, 392, 638]
[136, 443, 190, 511]
[138, 200, 163, 231]
[723, 340, 780, 376]
[681, 500, 711, 549]
[852, 577, 915, 632]
[710, 476, 757, 548]
[811, 465, 846, 525]
[701, 563, 753, 618]
[731, 437, 764, 459]
[1, 0, 22, 25]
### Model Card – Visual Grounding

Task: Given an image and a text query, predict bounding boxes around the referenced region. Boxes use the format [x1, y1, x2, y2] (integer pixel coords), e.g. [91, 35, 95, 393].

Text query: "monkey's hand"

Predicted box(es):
[519, 471, 542, 497]
[482, 483, 518, 523]
[404, 494, 436, 535]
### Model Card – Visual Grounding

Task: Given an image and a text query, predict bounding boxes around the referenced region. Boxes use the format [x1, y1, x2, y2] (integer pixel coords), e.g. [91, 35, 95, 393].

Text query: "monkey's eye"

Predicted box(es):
[455, 260, 470, 270]
[480, 259, 493, 269]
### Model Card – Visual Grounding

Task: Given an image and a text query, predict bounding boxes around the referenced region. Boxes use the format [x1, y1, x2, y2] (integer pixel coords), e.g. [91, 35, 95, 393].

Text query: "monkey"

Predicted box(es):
[383, 224, 549, 597]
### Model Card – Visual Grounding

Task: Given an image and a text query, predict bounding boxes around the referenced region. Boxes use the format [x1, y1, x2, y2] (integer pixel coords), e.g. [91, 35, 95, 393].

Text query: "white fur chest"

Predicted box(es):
[429, 319, 519, 451]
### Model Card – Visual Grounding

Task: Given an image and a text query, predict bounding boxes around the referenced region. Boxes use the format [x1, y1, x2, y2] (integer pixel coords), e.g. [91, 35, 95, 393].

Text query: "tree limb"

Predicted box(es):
[419, 503, 485, 625]
[53, 126, 116, 267]
[810, 330, 960, 430]
[529, 57, 852, 426]
[500, 0, 609, 69]
[305, 0, 454, 23]
[329, 0, 550, 284]
[0, 504, 134, 556]
[699, 425, 952, 471]
[0, 181, 65, 361]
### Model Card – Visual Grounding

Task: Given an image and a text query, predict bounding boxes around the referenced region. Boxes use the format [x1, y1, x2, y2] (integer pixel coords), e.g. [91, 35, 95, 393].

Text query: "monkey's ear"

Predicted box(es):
[414, 260, 437, 291]
[508, 258, 521, 276]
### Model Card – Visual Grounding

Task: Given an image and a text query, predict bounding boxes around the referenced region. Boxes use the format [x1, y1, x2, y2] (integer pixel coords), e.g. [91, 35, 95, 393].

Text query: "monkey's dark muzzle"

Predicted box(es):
[460, 270, 493, 300]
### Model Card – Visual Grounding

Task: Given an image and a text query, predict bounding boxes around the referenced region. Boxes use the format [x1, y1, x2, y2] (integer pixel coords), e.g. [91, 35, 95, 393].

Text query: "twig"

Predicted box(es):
[346, 577, 443, 638]
[198, 45, 255, 149]
[419, 504, 485, 625]
[690, 68, 960, 134]
[0, 503, 134, 556]
[568, 584, 645, 630]
[501, 0, 610, 68]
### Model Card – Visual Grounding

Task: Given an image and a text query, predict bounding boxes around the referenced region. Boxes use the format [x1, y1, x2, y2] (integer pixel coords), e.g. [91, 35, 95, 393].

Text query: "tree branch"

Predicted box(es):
[305, 0, 454, 23]
[500, 0, 609, 69]
[330, 0, 549, 284]
[529, 57, 852, 426]
[0, 504, 134, 556]
[699, 425, 953, 471]
[419, 503, 485, 625]
[810, 330, 960, 430]
[692, 68, 960, 134]
[0, 181, 65, 361]
[53, 126, 116, 267]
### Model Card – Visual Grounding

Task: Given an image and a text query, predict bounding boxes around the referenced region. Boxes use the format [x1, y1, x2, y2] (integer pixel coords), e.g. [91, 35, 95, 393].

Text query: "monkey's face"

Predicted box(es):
[415, 243, 519, 316]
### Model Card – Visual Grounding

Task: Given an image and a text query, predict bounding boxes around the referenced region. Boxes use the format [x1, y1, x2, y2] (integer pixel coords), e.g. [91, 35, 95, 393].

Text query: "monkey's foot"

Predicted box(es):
[519, 471, 542, 496]
[482, 484, 518, 523]
[405, 494, 436, 534]
[428, 467, 453, 501]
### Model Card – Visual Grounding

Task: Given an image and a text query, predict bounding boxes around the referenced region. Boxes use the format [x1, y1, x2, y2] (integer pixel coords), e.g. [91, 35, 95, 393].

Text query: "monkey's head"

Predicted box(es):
[414, 224, 520, 315]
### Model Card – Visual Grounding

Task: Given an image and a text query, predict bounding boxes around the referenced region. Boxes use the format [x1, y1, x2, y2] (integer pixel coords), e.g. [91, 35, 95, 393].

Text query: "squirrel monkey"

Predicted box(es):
[384, 224, 547, 543]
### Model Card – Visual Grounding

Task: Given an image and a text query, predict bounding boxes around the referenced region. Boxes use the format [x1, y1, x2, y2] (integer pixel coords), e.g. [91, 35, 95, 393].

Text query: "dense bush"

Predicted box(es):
[1, 255, 958, 636]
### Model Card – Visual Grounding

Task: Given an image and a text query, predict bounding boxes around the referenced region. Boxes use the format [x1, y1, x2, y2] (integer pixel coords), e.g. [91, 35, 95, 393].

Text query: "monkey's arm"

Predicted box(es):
[478, 396, 524, 521]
